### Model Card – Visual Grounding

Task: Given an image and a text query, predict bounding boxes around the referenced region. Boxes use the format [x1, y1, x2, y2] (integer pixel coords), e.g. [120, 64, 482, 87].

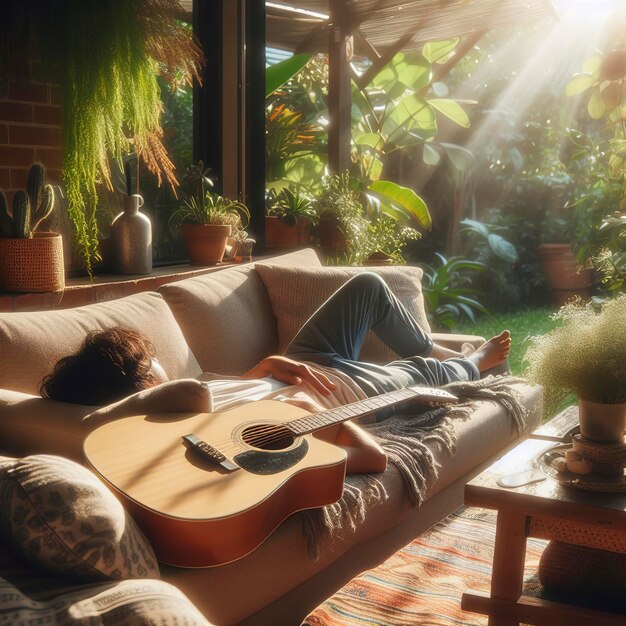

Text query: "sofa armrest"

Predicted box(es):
[430, 332, 485, 351]
[0, 389, 92, 462]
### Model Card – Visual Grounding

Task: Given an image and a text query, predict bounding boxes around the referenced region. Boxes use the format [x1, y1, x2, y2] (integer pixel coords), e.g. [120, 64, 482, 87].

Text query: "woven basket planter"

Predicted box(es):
[0, 232, 65, 293]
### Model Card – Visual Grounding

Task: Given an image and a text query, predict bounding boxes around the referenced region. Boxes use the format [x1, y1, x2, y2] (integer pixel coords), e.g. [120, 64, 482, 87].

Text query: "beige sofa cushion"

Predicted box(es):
[159, 267, 279, 376]
[0, 455, 159, 582]
[158, 249, 324, 376]
[255, 264, 431, 364]
[0, 292, 201, 395]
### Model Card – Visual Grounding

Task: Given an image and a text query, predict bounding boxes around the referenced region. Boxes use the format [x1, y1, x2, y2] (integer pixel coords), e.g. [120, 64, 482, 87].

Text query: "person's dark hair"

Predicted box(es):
[40, 327, 160, 405]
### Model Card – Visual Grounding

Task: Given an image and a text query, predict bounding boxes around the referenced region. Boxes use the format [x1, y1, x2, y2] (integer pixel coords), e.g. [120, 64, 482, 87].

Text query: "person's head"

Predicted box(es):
[40, 327, 168, 405]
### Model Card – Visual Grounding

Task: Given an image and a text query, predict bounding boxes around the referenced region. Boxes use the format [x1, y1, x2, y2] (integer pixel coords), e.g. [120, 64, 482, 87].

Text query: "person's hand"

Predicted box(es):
[243, 356, 337, 396]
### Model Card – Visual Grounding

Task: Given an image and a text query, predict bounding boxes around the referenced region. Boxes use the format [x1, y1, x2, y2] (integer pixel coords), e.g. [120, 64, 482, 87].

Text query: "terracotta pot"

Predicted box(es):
[578, 399, 626, 443]
[536, 243, 592, 306]
[363, 251, 395, 266]
[0, 232, 65, 292]
[265, 216, 311, 250]
[318, 217, 347, 257]
[181, 223, 231, 265]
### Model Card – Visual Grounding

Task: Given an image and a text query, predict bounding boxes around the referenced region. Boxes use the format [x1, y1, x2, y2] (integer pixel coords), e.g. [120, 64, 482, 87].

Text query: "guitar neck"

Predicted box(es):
[287, 386, 454, 436]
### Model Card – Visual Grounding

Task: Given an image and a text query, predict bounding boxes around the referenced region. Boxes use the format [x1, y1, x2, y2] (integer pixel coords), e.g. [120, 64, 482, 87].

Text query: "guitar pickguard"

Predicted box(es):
[234, 439, 309, 475]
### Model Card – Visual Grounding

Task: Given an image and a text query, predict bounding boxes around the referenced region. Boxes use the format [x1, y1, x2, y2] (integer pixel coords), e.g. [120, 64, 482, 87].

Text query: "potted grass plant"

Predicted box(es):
[0, 164, 63, 293]
[172, 162, 250, 265]
[524, 294, 626, 442]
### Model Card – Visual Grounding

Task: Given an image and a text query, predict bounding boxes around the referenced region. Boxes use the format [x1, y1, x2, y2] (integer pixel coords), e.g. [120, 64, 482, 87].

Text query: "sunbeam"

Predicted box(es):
[465, 11, 614, 158]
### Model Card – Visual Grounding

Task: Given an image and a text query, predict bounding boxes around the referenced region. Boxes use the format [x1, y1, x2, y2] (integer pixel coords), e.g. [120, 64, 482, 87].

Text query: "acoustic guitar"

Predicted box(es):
[84, 385, 458, 567]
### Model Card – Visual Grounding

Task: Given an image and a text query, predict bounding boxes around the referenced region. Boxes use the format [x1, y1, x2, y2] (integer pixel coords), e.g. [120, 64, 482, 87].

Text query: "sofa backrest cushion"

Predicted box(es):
[159, 267, 279, 376]
[0, 292, 201, 395]
[255, 264, 430, 364]
[158, 248, 324, 375]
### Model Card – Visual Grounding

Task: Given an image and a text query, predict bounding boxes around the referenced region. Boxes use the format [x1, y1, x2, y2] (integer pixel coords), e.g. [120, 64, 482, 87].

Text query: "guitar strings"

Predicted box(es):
[206, 415, 333, 452]
[192, 392, 419, 456]
[210, 423, 303, 452]
[207, 400, 388, 452]
[206, 411, 340, 451]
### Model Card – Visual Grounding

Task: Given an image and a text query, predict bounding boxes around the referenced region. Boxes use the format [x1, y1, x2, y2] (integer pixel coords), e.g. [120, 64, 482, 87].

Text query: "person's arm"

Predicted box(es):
[83, 379, 211, 424]
[314, 421, 387, 474]
[243, 355, 337, 396]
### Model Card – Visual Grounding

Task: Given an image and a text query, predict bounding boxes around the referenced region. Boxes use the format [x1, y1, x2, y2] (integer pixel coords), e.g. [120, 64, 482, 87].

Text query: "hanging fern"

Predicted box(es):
[0, 0, 203, 274]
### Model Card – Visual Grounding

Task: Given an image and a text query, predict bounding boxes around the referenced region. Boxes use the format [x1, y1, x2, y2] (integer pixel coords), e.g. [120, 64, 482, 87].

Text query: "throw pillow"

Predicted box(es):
[255, 264, 430, 364]
[0, 455, 159, 582]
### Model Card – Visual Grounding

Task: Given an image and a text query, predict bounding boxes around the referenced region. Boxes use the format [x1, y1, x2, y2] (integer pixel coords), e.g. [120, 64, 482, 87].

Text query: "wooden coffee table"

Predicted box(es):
[461, 407, 626, 626]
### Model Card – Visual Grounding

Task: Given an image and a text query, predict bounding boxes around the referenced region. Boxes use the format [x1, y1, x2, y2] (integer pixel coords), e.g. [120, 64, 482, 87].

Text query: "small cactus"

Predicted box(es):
[0, 163, 55, 238]
[12, 191, 31, 238]
[26, 163, 44, 208]
[27, 163, 55, 232]
[31, 183, 55, 231]
[0, 192, 14, 237]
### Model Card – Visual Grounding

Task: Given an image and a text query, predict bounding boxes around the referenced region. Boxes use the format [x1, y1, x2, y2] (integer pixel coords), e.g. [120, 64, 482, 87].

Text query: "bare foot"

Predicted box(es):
[466, 331, 511, 373]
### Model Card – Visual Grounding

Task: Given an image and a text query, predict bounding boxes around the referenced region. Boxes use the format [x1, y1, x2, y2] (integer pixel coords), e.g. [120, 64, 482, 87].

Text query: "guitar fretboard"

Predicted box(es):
[288, 387, 425, 436]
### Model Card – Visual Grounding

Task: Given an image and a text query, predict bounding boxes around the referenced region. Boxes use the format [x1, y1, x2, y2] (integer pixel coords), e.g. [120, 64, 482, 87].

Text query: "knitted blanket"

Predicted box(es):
[300, 376, 530, 557]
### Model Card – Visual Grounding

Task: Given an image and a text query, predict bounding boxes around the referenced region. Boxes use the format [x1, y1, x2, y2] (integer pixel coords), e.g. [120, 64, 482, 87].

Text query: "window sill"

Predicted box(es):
[0, 258, 257, 312]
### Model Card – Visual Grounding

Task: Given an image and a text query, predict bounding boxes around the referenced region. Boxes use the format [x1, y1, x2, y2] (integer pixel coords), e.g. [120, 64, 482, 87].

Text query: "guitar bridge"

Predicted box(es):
[182, 434, 239, 472]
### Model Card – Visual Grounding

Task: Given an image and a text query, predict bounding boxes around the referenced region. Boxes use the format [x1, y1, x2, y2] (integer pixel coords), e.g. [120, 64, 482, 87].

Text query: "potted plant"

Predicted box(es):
[265, 188, 316, 250]
[525, 295, 626, 442]
[172, 162, 250, 265]
[0, 164, 63, 292]
[314, 172, 369, 258]
[536, 210, 593, 306]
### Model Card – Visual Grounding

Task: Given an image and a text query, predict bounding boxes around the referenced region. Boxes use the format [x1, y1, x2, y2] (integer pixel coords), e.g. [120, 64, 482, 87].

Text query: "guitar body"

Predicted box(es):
[84, 400, 347, 568]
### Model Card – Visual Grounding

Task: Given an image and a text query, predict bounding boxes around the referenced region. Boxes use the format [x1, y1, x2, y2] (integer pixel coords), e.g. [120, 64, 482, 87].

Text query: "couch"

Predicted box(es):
[0, 248, 543, 625]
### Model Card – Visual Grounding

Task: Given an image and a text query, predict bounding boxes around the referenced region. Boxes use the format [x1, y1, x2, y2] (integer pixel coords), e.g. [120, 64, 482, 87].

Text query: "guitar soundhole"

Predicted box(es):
[241, 424, 294, 450]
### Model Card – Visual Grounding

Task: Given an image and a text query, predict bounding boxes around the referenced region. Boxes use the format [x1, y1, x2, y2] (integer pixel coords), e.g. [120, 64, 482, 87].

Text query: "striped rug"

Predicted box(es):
[303, 507, 547, 626]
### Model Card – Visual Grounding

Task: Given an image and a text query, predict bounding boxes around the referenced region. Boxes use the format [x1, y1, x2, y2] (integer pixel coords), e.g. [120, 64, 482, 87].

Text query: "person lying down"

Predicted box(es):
[40, 273, 510, 475]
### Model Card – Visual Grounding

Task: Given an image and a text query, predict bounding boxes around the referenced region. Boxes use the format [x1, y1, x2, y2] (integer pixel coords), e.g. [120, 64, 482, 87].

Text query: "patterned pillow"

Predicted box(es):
[0, 455, 159, 582]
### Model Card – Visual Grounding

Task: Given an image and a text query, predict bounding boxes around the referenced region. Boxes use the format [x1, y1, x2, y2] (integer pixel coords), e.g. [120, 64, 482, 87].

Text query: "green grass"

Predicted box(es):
[456, 307, 560, 376]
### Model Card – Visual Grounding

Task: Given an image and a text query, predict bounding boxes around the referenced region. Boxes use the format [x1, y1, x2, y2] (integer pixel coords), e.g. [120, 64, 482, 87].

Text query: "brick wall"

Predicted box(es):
[0, 61, 62, 205]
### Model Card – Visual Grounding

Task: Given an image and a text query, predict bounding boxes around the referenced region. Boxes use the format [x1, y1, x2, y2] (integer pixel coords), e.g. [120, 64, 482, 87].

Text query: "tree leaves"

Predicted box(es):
[367, 180, 431, 230]
[429, 99, 470, 128]
[266, 54, 312, 97]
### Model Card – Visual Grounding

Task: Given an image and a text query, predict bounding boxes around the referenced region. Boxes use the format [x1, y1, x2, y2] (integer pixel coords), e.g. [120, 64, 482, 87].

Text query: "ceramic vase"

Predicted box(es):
[111, 194, 152, 275]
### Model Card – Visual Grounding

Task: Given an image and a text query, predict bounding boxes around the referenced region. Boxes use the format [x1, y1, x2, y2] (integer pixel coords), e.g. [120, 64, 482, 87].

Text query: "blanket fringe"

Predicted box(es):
[300, 375, 531, 558]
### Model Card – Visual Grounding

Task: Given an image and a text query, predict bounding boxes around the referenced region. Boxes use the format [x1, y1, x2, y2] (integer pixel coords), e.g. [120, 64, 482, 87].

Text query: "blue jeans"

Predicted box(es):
[284, 272, 479, 397]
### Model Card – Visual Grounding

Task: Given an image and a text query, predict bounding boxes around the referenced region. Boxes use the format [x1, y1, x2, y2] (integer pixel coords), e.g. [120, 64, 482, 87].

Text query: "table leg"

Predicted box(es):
[488, 510, 528, 626]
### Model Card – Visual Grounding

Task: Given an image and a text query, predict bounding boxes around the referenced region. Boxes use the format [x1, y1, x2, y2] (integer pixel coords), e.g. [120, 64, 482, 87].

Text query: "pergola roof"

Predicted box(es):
[266, 0, 557, 57]
[179, 2, 557, 59]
